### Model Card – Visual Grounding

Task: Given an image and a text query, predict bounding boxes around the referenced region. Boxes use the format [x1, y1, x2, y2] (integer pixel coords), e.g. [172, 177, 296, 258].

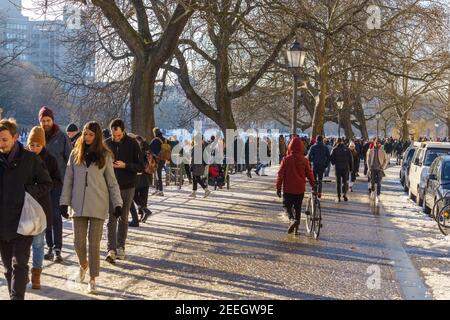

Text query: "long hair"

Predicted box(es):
[73, 122, 111, 169]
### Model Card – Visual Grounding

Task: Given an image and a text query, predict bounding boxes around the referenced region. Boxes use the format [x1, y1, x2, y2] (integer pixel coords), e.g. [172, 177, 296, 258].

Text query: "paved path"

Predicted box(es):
[0, 162, 447, 299]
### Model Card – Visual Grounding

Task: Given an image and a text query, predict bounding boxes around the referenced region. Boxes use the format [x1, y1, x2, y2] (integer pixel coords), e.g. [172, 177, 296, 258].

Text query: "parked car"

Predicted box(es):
[400, 143, 419, 192]
[422, 155, 450, 215]
[409, 142, 450, 206]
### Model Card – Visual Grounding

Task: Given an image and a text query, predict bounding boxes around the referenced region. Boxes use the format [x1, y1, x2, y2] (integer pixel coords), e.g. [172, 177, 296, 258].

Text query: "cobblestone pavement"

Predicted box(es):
[0, 161, 447, 300]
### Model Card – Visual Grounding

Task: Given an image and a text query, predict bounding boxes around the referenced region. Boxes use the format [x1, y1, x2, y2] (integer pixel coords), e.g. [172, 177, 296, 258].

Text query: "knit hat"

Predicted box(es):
[66, 123, 78, 133]
[27, 126, 46, 147]
[38, 106, 54, 121]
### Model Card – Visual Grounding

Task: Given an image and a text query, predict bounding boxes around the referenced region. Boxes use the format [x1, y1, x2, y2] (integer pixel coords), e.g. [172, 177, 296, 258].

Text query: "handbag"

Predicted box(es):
[17, 192, 47, 236]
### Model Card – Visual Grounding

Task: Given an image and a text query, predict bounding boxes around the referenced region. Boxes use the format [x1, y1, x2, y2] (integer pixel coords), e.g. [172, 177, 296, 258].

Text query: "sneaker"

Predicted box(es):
[246, 172, 252, 178]
[77, 265, 88, 283]
[288, 220, 300, 234]
[151, 190, 159, 195]
[189, 192, 196, 198]
[335, 197, 341, 203]
[116, 247, 125, 260]
[128, 220, 139, 227]
[255, 171, 260, 176]
[54, 250, 63, 263]
[44, 248, 54, 261]
[140, 208, 152, 223]
[105, 250, 116, 264]
[204, 189, 211, 198]
[87, 280, 97, 294]
[343, 195, 348, 202]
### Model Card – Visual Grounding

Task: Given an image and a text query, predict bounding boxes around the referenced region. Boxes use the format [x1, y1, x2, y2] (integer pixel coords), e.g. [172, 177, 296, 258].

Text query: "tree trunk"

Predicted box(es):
[312, 63, 328, 137]
[401, 116, 409, 141]
[130, 59, 156, 140]
[354, 96, 368, 140]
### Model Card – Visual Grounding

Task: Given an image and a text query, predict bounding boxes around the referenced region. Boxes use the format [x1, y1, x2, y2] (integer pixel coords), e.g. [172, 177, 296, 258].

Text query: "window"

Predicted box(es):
[442, 161, 450, 181]
[424, 149, 450, 166]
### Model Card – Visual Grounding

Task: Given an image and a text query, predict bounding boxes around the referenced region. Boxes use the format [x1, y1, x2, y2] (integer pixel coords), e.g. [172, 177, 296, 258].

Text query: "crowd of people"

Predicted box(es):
[0, 105, 416, 299]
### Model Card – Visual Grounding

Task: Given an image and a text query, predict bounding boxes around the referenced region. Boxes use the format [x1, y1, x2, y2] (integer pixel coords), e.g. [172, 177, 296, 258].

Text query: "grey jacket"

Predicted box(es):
[60, 152, 123, 220]
[47, 129, 72, 179]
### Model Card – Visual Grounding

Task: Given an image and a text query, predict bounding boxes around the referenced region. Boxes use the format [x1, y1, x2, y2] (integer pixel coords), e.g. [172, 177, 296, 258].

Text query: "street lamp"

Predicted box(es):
[336, 97, 344, 138]
[376, 112, 382, 138]
[286, 39, 306, 136]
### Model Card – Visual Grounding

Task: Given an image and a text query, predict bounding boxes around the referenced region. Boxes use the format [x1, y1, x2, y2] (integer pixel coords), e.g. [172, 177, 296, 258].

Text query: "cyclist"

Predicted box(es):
[307, 135, 330, 198]
[276, 137, 315, 234]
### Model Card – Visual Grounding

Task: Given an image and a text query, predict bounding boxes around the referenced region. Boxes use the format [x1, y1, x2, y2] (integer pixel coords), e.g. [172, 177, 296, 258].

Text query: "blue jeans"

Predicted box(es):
[32, 231, 46, 269]
[46, 187, 63, 251]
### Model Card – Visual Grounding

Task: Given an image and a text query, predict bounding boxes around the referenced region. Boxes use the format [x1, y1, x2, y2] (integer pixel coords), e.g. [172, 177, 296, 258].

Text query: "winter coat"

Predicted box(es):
[308, 141, 330, 170]
[46, 125, 73, 179]
[330, 144, 353, 172]
[367, 146, 389, 176]
[276, 138, 315, 195]
[37, 148, 62, 231]
[0, 142, 53, 241]
[60, 152, 123, 220]
[279, 139, 287, 158]
[350, 148, 360, 175]
[105, 134, 144, 190]
[191, 143, 206, 177]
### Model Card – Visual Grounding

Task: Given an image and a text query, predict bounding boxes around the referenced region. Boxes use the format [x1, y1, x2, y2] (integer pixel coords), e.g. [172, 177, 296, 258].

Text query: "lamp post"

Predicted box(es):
[435, 121, 439, 141]
[336, 97, 344, 138]
[376, 112, 381, 138]
[286, 39, 306, 136]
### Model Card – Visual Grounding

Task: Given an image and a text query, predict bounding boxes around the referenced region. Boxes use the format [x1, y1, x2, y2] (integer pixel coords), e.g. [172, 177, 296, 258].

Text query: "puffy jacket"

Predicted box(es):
[330, 144, 353, 172]
[0, 142, 53, 240]
[276, 138, 315, 194]
[308, 141, 330, 170]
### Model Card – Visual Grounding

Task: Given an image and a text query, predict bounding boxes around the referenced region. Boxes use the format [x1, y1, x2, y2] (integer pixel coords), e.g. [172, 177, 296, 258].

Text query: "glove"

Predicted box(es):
[276, 190, 282, 198]
[114, 206, 122, 218]
[60, 205, 69, 219]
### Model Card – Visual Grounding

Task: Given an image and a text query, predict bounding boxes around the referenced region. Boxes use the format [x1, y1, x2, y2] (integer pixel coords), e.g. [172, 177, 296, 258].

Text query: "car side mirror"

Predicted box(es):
[428, 174, 437, 180]
[414, 158, 420, 166]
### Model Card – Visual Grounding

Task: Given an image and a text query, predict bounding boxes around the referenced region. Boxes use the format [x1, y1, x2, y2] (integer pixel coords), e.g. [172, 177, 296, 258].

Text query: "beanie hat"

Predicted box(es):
[27, 126, 46, 147]
[38, 106, 54, 121]
[66, 123, 78, 133]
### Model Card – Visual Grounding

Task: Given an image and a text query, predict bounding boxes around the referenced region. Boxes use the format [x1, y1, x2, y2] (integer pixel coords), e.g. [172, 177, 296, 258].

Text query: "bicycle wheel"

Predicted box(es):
[305, 195, 314, 234]
[312, 198, 322, 239]
[437, 204, 450, 236]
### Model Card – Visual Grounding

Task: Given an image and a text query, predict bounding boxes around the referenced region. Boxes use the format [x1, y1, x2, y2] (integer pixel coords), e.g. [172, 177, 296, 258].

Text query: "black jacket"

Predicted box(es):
[38, 148, 62, 230]
[105, 134, 144, 190]
[330, 144, 353, 172]
[0, 142, 53, 241]
[308, 141, 330, 170]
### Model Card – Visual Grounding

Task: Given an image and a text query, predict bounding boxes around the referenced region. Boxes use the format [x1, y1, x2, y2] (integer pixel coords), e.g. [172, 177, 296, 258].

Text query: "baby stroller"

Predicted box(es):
[208, 164, 227, 190]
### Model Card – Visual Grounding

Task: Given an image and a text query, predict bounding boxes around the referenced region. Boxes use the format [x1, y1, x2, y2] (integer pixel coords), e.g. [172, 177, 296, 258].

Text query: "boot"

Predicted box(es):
[31, 268, 42, 290]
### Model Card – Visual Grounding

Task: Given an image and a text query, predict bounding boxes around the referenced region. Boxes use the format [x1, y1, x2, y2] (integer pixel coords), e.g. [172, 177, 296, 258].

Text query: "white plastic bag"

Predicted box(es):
[17, 192, 47, 236]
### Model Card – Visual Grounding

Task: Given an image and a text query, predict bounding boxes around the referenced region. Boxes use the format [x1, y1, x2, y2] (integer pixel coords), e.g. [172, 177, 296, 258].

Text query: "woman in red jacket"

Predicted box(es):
[276, 137, 315, 234]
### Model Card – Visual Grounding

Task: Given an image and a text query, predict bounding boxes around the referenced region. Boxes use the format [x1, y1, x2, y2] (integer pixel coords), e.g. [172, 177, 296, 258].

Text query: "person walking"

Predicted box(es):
[189, 135, 211, 198]
[26, 126, 62, 290]
[60, 121, 123, 294]
[349, 142, 360, 192]
[129, 136, 152, 227]
[0, 119, 52, 300]
[66, 123, 81, 147]
[307, 135, 330, 198]
[104, 119, 143, 264]
[38, 106, 72, 263]
[276, 137, 315, 234]
[149, 128, 169, 196]
[330, 138, 353, 202]
[367, 138, 389, 203]
[279, 135, 287, 163]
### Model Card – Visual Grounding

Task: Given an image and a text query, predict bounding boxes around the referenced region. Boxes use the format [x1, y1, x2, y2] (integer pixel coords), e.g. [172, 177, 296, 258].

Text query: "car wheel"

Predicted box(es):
[422, 192, 431, 214]
[416, 187, 423, 207]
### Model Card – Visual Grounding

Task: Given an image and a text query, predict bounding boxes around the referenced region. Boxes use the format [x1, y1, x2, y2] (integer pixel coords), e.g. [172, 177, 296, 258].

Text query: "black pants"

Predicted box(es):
[193, 175, 207, 191]
[335, 169, 349, 197]
[350, 171, 357, 183]
[283, 193, 305, 221]
[0, 236, 33, 300]
[156, 160, 165, 191]
[370, 170, 383, 196]
[184, 164, 192, 182]
[313, 167, 324, 194]
[130, 186, 150, 223]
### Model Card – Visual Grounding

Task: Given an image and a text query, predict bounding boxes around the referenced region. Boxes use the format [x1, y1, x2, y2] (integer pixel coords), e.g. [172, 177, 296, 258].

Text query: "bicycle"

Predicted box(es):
[305, 181, 322, 239]
[432, 191, 450, 236]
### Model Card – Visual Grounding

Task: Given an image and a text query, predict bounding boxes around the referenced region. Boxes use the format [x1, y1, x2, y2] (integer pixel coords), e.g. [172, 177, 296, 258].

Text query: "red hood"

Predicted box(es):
[288, 137, 305, 155]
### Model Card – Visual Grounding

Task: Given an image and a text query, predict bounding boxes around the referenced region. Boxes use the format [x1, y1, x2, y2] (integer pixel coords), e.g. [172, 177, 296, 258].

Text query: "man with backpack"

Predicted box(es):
[307, 135, 330, 198]
[105, 119, 144, 264]
[149, 128, 171, 196]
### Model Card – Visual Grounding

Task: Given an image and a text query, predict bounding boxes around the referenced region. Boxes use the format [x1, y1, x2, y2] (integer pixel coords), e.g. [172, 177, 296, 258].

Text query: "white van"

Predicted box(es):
[409, 142, 450, 206]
